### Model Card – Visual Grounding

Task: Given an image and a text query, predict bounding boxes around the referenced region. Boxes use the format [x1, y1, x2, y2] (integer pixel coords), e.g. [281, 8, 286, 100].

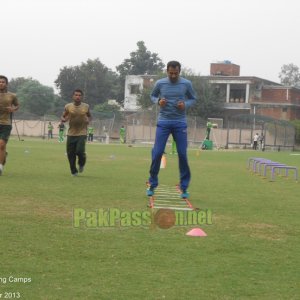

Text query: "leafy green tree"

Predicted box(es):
[116, 41, 165, 77]
[8, 77, 35, 93]
[51, 94, 68, 116]
[279, 63, 300, 86]
[54, 66, 80, 102]
[93, 102, 120, 113]
[116, 41, 165, 105]
[55, 58, 121, 107]
[185, 75, 224, 119]
[17, 80, 55, 116]
[93, 102, 122, 119]
[136, 86, 155, 109]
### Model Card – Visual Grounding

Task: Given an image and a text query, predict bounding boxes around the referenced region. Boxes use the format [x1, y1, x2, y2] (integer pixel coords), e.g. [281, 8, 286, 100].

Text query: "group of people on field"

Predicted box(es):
[0, 61, 197, 198]
[47, 121, 65, 142]
[48, 121, 125, 144]
[48, 121, 95, 143]
[253, 132, 265, 150]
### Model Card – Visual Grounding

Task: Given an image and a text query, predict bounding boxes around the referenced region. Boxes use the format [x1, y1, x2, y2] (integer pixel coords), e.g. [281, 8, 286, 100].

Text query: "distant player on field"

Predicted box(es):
[48, 122, 54, 139]
[119, 125, 126, 144]
[58, 121, 65, 142]
[87, 126, 94, 142]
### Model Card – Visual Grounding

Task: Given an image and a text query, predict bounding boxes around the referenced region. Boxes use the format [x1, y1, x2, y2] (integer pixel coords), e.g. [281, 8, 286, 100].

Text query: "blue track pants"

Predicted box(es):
[148, 120, 191, 191]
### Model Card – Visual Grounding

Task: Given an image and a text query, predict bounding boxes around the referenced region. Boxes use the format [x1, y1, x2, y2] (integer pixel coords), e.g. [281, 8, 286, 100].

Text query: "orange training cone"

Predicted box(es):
[160, 154, 167, 169]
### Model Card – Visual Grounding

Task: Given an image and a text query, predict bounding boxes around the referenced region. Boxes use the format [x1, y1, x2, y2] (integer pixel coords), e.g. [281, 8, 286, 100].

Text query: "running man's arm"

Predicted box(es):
[7, 104, 19, 113]
[61, 108, 69, 122]
[7, 95, 20, 113]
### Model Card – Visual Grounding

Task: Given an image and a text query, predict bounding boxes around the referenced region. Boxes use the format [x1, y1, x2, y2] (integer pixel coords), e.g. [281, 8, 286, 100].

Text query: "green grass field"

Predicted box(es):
[0, 138, 300, 300]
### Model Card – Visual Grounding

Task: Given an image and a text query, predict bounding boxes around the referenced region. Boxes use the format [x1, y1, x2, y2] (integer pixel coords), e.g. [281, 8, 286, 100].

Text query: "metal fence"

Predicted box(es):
[227, 114, 295, 150]
[11, 110, 296, 150]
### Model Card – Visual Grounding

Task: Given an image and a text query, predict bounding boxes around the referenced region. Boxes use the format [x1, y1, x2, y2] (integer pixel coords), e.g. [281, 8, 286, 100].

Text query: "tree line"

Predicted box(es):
[8, 41, 300, 119]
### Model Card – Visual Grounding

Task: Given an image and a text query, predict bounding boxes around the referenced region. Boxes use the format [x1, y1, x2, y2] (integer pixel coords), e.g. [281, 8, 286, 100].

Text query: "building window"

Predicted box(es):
[229, 84, 246, 103]
[282, 107, 287, 112]
[130, 84, 140, 95]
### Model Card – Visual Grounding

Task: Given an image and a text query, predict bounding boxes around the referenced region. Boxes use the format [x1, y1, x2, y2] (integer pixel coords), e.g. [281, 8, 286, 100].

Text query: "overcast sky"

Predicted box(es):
[1, 0, 300, 90]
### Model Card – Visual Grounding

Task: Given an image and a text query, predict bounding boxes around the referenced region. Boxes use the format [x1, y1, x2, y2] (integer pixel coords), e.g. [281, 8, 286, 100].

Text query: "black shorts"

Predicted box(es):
[0, 125, 12, 142]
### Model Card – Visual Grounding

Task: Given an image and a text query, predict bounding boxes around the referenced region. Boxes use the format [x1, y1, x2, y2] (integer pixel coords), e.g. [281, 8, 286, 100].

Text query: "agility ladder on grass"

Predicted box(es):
[147, 184, 196, 211]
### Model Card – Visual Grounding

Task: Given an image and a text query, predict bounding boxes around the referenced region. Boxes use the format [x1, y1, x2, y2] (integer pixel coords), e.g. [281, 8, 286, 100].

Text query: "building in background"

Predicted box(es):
[123, 61, 300, 121]
[124, 75, 157, 111]
[205, 60, 300, 121]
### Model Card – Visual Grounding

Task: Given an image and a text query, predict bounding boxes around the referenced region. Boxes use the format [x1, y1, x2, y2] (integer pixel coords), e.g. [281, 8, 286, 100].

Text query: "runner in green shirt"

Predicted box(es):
[58, 121, 65, 143]
[87, 126, 94, 142]
[48, 122, 54, 139]
[119, 125, 126, 144]
[206, 121, 212, 140]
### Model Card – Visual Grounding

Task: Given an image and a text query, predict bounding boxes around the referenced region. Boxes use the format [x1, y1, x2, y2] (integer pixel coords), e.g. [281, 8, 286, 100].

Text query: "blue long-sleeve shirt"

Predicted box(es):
[150, 77, 197, 122]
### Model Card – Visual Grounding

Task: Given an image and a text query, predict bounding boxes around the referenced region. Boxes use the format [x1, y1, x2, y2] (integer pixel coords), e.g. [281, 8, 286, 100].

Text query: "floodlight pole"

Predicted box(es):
[253, 105, 256, 131]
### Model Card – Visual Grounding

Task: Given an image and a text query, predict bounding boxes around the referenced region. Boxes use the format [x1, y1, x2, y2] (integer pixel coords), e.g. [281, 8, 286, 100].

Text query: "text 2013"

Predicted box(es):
[0, 292, 21, 299]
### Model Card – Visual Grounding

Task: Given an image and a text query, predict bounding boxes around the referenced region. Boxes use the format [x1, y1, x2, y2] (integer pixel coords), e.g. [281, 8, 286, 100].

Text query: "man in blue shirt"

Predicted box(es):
[147, 61, 197, 198]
